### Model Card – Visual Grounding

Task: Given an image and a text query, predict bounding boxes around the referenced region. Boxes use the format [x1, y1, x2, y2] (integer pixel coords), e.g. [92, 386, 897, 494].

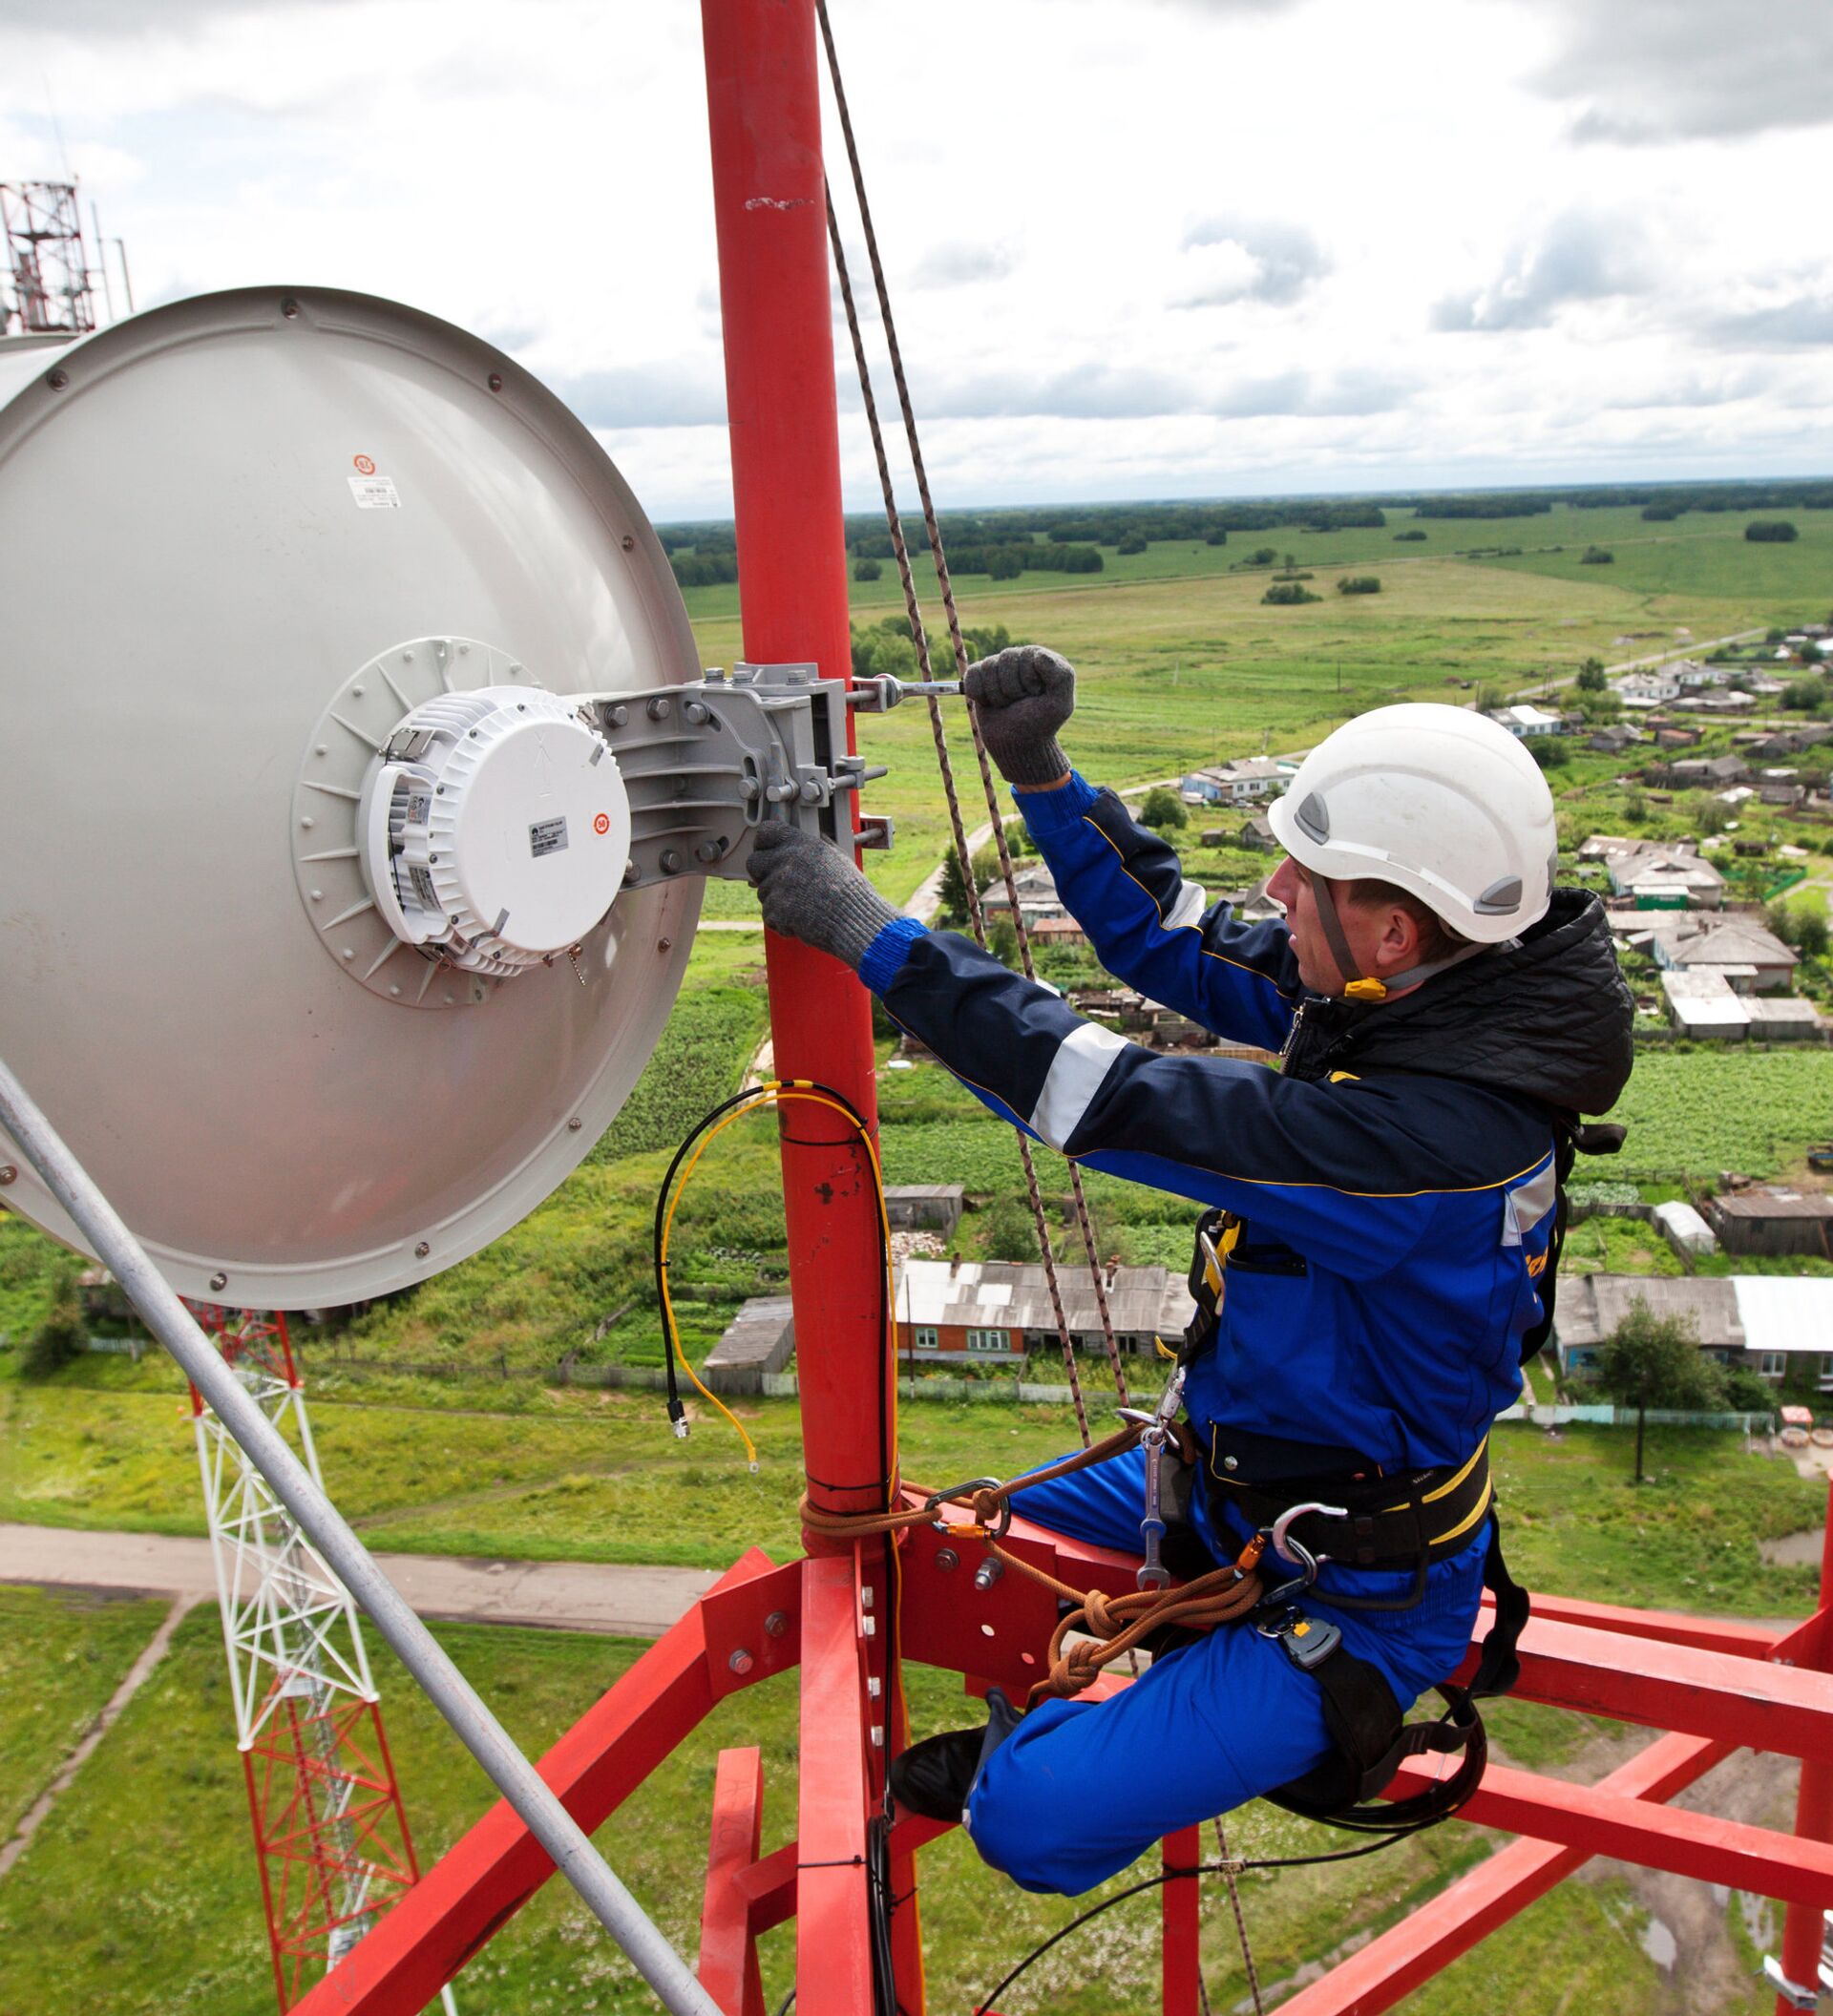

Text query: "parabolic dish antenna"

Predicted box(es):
[0, 287, 706, 1308]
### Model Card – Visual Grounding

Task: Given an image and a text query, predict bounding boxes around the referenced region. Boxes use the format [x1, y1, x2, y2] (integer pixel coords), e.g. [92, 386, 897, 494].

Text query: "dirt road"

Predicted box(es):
[0, 1523, 716, 1639]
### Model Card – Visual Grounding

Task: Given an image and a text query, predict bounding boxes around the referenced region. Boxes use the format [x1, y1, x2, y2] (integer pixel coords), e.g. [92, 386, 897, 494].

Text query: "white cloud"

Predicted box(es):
[2, 0, 1829, 517]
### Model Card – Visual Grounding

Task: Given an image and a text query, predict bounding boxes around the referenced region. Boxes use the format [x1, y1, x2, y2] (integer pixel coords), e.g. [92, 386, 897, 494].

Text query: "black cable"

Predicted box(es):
[972, 1826, 1443, 2014]
[653, 1086, 776, 1435]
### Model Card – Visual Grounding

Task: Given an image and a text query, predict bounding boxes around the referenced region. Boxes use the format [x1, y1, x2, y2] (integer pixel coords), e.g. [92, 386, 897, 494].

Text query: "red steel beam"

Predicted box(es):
[1773, 1492, 1833, 2013]
[293, 1550, 778, 2016]
[1161, 1826, 1202, 2016]
[700, 1749, 766, 2016]
[796, 1552, 875, 2016]
[1457, 1612, 1833, 1760]
[1477, 1586, 1789, 1660]
[1383, 1750, 1833, 1906]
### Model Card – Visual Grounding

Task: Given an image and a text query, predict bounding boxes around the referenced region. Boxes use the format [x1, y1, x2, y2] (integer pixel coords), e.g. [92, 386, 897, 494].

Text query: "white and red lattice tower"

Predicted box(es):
[186, 1307, 453, 2014]
[0, 180, 96, 336]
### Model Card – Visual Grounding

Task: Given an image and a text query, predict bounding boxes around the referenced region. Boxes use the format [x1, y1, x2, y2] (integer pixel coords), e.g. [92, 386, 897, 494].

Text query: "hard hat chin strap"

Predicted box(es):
[1309, 872, 1491, 1004]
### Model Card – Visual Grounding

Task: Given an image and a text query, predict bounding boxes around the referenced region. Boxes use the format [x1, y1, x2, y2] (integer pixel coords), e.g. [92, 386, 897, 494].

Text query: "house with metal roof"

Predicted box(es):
[1555, 1273, 1833, 1387]
[893, 1258, 1195, 1363]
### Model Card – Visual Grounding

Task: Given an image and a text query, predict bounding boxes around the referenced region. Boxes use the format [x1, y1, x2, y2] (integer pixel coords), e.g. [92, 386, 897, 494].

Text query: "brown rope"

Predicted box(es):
[815, 0, 1129, 1418]
[801, 1431, 1264, 1707]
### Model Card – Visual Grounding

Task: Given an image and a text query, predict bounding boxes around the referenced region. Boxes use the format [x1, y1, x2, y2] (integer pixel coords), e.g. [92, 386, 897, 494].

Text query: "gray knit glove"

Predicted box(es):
[747, 822, 899, 969]
[963, 644, 1077, 787]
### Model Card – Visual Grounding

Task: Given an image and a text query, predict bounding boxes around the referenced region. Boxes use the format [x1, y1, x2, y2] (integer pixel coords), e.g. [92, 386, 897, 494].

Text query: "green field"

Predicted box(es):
[0, 1584, 171, 1838]
[4, 1363, 1822, 1611]
[683, 500, 1833, 912]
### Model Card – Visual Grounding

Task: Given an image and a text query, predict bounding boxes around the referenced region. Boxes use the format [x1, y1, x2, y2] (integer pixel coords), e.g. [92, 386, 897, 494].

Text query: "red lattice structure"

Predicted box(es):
[0, 180, 95, 336]
[272, 6, 1833, 2012]
[188, 1307, 433, 2011]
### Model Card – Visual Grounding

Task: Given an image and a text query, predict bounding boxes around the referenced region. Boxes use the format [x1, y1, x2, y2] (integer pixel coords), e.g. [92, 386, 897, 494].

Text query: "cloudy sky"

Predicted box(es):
[4, 0, 1832, 519]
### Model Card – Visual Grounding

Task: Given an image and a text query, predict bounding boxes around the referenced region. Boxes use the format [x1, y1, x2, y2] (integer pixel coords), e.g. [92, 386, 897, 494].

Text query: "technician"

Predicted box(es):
[748, 646, 1633, 1896]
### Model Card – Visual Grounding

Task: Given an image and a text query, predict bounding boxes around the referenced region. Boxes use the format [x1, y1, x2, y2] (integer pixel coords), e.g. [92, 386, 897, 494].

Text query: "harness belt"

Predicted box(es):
[1207, 1434, 1495, 1606]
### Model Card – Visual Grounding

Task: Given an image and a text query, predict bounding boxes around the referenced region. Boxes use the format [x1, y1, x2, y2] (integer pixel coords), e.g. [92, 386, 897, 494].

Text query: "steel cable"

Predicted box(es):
[815, 0, 1130, 1424]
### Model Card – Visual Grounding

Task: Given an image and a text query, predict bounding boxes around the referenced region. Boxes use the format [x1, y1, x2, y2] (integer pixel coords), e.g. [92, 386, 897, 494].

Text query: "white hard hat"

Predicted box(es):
[1265, 704, 1559, 945]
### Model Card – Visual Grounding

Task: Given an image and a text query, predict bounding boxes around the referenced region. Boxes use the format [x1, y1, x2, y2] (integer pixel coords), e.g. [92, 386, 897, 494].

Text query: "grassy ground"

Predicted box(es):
[0, 1584, 171, 1838]
[4, 1361, 1822, 1611]
[0, 1598, 1678, 2016]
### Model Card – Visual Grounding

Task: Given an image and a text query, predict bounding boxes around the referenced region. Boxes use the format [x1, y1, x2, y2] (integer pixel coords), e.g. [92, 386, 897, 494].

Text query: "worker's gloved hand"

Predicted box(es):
[747, 822, 900, 970]
[962, 644, 1077, 787]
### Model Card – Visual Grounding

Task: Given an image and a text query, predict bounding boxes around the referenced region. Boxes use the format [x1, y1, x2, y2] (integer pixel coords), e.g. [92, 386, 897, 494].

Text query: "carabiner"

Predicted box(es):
[923, 1475, 1011, 1540]
[1269, 1499, 1346, 1569]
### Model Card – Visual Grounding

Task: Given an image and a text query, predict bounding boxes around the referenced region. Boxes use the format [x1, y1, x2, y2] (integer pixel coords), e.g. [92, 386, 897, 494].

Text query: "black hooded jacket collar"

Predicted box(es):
[1283, 889, 1635, 1119]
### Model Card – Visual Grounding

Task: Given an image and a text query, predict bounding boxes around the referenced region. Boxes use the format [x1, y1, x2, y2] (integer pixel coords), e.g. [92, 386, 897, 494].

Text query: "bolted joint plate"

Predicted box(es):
[700, 1559, 803, 1703]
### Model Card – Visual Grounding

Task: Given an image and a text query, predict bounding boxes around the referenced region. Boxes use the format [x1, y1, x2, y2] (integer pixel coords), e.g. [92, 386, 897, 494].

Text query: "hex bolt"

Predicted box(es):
[765, 1609, 790, 1639]
[622, 863, 641, 885]
[742, 777, 762, 799]
[647, 695, 672, 722]
[487, 371, 503, 392]
[657, 935, 673, 953]
[867, 1675, 881, 1699]
[974, 1558, 1004, 1592]
[659, 850, 682, 874]
[860, 1586, 874, 1610]
[0, 1166, 16, 1186]
[695, 841, 722, 864]
[414, 1241, 431, 1258]
[209, 1271, 228, 1292]
[567, 1117, 583, 1131]
[281, 298, 300, 319]
[609, 705, 629, 728]
[870, 1726, 884, 1751]
[621, 534, 636, 552]
[862, 1614, 876, 1638]
[934, 1547, 959, 1572]
[728, 1648, 755, 1676]
[684, 700, 708, 725]
[46, 368, 69, 390]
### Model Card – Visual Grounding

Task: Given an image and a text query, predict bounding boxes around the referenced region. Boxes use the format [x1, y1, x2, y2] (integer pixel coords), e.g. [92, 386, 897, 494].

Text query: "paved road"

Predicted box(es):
[0, 1524, 717, 1639]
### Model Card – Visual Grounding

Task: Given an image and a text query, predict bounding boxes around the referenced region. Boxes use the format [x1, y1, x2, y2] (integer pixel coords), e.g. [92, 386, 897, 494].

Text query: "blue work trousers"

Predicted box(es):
[964, 1445, 1486, 1896]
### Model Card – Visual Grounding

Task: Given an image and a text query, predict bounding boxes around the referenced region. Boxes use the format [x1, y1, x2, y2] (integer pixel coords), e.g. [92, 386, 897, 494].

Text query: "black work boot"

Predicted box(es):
[889, 1688, 1022, 1822]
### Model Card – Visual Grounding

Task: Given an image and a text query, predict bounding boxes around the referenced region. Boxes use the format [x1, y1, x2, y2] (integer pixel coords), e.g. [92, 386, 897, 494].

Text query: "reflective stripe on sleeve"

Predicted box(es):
[1164, 880, 1209, 931]
[1028, 1023, 1133, 1150]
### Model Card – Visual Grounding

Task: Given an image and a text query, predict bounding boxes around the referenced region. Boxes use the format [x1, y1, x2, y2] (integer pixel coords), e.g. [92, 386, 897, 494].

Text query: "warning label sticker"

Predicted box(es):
[348, 474, 402, 510]
[409, 864, 437, 907]
[529, 816, 569, 858]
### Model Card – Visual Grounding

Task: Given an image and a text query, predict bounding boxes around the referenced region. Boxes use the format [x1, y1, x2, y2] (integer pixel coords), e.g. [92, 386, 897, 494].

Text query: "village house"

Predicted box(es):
[1649, 914, 1799, 992]
[1652, 724, 1705, 749]
[702, 1295, 797, 1396]
[883, 1186, 965, 1235]
[893, 1257, 1195, 1363]
[1179, 756, 1289, 806]
[980, 863, 1065, 925]
[1484, 703, 1567, 737]
[1588, 723, 1644, 757]
[1239, 812, 1278, 851]
[1601, 841, 1724, 910]
[1676, 689, 1759, 716]
[1651, 752, 1749, 790]
[1758, 768, 1807, 808]
[1555, 1273, 1833, 1389]
[1614, 670, 1681, 706]
[1659, 971, 1824, 1040]
[1706, 1189, 1833, 1260]
[1028, 914, 1087, 951]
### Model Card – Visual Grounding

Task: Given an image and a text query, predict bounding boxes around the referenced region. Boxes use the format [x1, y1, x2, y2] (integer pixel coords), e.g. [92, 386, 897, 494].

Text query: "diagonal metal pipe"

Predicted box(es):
[0, 1051, 720, 2016]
